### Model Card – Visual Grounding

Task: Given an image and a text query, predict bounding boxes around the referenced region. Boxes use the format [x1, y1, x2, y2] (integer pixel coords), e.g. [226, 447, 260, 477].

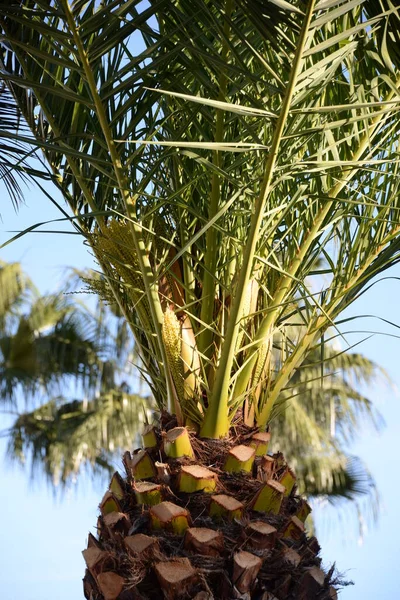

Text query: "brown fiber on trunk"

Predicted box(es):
[258, 455, 275, 482]
[154, 461, 171, 484]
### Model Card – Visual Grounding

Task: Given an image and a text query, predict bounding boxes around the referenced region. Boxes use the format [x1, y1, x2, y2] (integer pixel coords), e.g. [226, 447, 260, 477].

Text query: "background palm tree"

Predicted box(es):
[1, 0, 400, 598]
[0, 262, 149, 485]
[0, 260, 102, 405]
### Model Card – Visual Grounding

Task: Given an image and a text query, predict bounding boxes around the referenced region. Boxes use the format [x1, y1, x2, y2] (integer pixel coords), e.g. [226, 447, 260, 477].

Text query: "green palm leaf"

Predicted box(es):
[6, 390, 149, 486]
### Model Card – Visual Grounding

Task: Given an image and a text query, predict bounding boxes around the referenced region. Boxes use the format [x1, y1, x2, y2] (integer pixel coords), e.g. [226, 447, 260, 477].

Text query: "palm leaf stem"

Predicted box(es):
[59, 0, 175, 414]
[258, 316, 326, 425]
[201, 0, 317, 438]
[1, 24, 150, 397]
[198, 0, 233, 361]
[2, 2, 173, 413]
[259, 187, 400, 426]
[0, 20, 103, 232]
[252, 73, 400, 427]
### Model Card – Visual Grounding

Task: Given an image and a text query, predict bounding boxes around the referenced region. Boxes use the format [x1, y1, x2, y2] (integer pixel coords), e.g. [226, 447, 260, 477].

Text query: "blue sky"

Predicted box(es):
[1, 182, 400, 599]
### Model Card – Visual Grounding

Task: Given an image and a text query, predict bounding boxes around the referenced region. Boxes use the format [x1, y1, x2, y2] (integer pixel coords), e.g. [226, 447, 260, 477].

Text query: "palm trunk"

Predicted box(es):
[83, 415, 342, 600]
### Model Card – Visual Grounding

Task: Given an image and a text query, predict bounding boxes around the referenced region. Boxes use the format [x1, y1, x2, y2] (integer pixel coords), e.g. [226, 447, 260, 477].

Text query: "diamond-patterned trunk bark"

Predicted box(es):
[83, 416, 339, 599]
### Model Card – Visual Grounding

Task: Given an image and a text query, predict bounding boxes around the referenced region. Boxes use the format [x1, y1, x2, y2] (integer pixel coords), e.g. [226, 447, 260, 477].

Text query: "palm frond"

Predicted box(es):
[269, 345, 383, 523]
[0, 84, 51, 207]
[0, 273, 122, 405]
[6, 390, 151, 486]
[0, 260, 35, 328]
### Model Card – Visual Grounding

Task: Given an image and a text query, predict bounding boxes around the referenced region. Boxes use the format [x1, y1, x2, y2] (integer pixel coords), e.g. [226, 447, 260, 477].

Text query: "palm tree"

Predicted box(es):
[1, 0, 400, 597]
[0, 265, 153, 487]
[0, 260, 103, 404]
[0, 262, 149, 485]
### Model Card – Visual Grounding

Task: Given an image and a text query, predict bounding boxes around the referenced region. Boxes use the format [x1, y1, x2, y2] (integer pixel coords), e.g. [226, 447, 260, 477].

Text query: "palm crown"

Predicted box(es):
[1, 0, 400, 441]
